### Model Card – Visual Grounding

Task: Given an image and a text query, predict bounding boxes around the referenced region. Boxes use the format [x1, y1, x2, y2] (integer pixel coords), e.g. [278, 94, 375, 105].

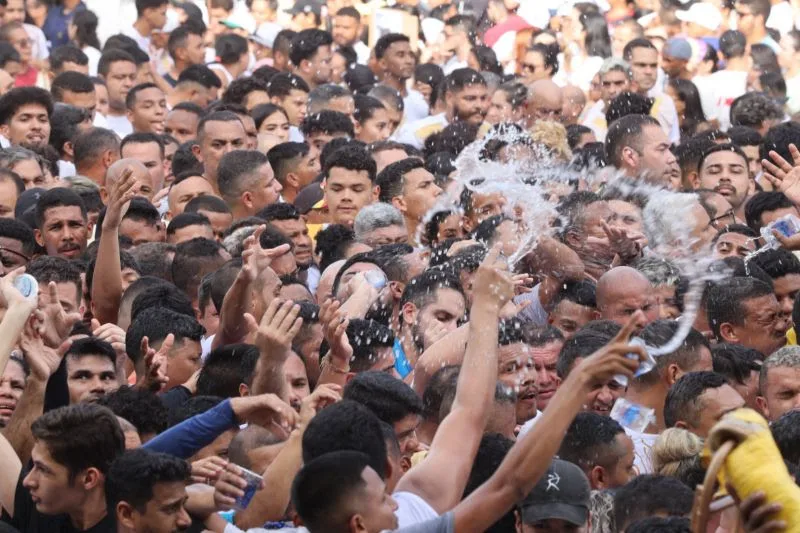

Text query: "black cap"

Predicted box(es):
[519, 459, 591, 527]
[285, 0, 322, 16]
[293, 182, 324, 215]
[15, 187, 45, 229]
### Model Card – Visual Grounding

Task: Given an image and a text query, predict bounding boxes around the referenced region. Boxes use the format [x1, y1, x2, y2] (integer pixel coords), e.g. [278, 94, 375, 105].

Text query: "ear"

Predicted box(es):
[372, 185, 380, 202]
[401, 302, 418, 329]
[269, 95, 282, 107]
[564, 229, 583, 250]
[688, 170, 700, 190]
[665, 362, 682, 386]
[515, 509, 523, 533]
[285, 172, 300, 189]
[389, 280, 404, 300]
[34, 228, 44, 247]
[102, 150, 116, 169]
[391, 195, 406, 214]
[719, 323, 739, 344]
[756, 395, 769, 418]
[116, 501, 137, 528]
[63, 141, 74, 159]
[674, 420, 689, 430]
[238, 383, 250, 397]
[241, 191, 253, 210]
[350, 513, 367, 533]
[192, 143, 203, 162]
[589, 465, 605, 490]
[0, 124, 9, 139]
[126, 109, 134, 123]
[462, 215, 476, 233]
[621, 146, 638, 169]
[592, 309, 601, 320]
[81, 467, 103, 490]
[353, 120, 362, 137]
[100, 187, 109, 204]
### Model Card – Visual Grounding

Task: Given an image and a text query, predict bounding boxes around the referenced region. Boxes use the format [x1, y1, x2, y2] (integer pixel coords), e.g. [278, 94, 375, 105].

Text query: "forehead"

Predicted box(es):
[421, 287, 465, 312]
[498, 342, 531, 362]
[602, 69, 628, 82]
[404, 167, 435, 185]
[14, 103, 48, 117]
[66, 353, 115, 371]
[367, 225, 407, 240]
[3, 359, 26, 380]
[204, 120, 245, 139]
[716, 232, 752, 248]
[607, 199, 640, 217]
[328, 167, 371, 185]
[767, 365, 800, 387]
[271, 217, 304, 232]
[641, 124, 668, 144]
[455, 83, 488, 97]
[122, 141, 161, 159]
[386, 40, 411, 54]
[174, 176, 214, 195]
[109, 60, 136, 74]
[530, 341, 563, 361]
[631, 47, 658, 61]
[168, 110, 198, 123]
[742, 293, 779, 315]
[702, 150, 747, 168]
[284, 352, 308, 376]
[43, 205, 85, 222]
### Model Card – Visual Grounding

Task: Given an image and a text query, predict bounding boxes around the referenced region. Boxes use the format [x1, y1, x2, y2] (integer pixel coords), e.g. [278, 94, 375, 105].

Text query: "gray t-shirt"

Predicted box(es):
[396, 512, 455, 533]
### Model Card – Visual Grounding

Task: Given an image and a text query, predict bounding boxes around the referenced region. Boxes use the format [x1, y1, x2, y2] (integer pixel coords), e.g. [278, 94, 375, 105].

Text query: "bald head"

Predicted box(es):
[596, 266, 656, 328]
[562, 85, 587, 125]
[104, 158, 152, 202]
[528, 80, 563, 124]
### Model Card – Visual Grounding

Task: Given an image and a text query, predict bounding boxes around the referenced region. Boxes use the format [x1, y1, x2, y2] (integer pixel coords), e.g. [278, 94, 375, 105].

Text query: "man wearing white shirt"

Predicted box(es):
[98, 49, 137, 139]
[374, 34, 429, 124]
[693, 30, 750, 131]
[122, 0, 169, 54]
[331, 7, 370, 65]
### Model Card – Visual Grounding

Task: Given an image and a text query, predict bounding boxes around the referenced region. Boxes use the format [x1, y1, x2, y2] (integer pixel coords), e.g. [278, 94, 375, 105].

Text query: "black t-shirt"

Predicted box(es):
[163, 73, 178, 88]
[2, 470, 115, 533]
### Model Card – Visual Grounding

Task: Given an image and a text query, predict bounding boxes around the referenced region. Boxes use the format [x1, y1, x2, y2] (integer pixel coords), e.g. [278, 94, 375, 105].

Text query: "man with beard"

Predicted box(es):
[698, 143, 753, 221]
[374, 33, 429, 123]
[258, 203, 318, 291]
[393, 68, 489, 150]
[34, 188, 89, 260]
[66, 338, 120, 404]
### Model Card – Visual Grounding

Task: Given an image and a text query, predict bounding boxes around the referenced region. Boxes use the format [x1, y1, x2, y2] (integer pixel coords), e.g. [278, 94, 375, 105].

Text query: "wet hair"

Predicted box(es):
[96, 385, 169, 437]
[605, 114, 660, 167]
[399, 269, 464, 318]
[637, 320, 710, 385]
[605, 92, 653, 125]
[749, 248, 800, 282]
[719, 30, 747, 59]
[558, 412, 626, 472]
[556, 329, 612, 379]
[196, 343, 259, 397]
[613, 475, 694, 531]
[760, 122, 800, 166]
[707, 277, 775, 340]
[345, 319, 395, 373]
[771, 410, 800, 465]
[552, 279, 597, 309]
[289, 29, 333, 67]
[566, 124, 593, 151]
[125, 306, 204, 364]
[266, 72, 310, 98]
[0, 86, 53, 125]
[300, 110, 354, 138]
[343, 371, 422, 425]
[664, 371, 730, 428]
[730, 92, 783, 130]
[316, 224, 356, 273]
[712, 343, 764, 387]
[222, 77, 268, 107]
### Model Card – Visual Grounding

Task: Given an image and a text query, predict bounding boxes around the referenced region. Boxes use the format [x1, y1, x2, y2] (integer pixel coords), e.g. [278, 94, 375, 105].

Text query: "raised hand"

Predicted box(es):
[19, 314, 71, 382]
[574, 311, 645, 387]
[213, 463, 262, 511]
[102, 168, 138, 229]
[91, 319, 127, 366]
[39, 281, 81, 349]
[0, 267, 36, 313]
[762, 144, 800, 205]
[319, 299, 352, 366]
[299, 383, 342, 426]
[191, 456, 230, 485]
[241, 225, 291, 283]
[231, 393, 299, 434]
[602, 221, 641, 262]
[471, 244, 515, 310]
[244, 299, 302, 359]
[136, 334, 173, 392]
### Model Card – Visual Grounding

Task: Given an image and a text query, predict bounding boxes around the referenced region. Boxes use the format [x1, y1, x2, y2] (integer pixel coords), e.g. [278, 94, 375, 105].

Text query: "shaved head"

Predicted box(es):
[528, 79, 563, 124]
[562, 85, 586, 124]
[596, 266, 657, 329]
[104, 158, 152, 202]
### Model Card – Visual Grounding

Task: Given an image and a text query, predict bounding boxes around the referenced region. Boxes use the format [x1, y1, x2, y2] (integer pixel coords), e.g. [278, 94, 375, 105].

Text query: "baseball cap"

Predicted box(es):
[15, 187, 45, 229]
[250, 22, 283, 49]
[518, 459, 590, 527]
[663, 38, 692, 60]
[221, 11, 257, 34]
[294, 181, 325, 214]
[676, 2, 723, 32]
[285, 0, 322, 17]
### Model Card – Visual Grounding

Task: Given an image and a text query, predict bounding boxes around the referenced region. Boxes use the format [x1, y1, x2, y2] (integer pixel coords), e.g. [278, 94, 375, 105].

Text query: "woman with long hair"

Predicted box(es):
[68, 10, 101, 75]
[559, 4, 611, 90]
[667, 78, 710, 139]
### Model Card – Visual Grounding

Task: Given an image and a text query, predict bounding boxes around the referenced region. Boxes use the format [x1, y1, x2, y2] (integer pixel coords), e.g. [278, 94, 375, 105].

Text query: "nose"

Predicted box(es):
[597, 385, 614, 404]
[177, 506, 191, 528]
[537, 367, 550, 386]
[780, 296, 793, 315]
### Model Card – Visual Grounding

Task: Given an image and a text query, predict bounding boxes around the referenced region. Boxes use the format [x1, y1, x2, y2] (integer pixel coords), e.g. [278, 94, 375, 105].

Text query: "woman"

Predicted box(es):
[666, 78, 709, 139]
[560, 6, 611, 90]
[252, 103, 290, 152]
[69, 10, 101, 76]
[485, 80, 527, 125]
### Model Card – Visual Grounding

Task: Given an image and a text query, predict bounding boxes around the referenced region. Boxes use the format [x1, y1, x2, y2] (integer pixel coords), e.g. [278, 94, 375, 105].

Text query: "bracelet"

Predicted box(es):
[321, 354, 350, 374]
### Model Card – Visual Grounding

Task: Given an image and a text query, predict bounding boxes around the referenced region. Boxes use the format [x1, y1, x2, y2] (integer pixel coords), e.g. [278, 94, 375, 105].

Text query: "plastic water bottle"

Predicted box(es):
[760, 214, 800, 250]
[613, 337, 657, 388]
[611, 398, 655, 432]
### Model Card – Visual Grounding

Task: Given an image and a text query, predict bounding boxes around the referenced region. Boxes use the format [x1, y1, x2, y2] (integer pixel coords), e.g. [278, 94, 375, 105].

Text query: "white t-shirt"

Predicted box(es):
[403, 90, 430, 124]
[516, 410, 544, 438]
[582, 100, 608, 142]
[105, 114, 133, 138]
[391, 113, 449, 150]
[787, 74, 800, 116]
[353, 40, 370, 65]
[121, 25, 151, 53]
[83, 46, 102, 76]
[693, 70, 748, 131]
[394, 491, 439, 529]
[625, 427, 658, 475]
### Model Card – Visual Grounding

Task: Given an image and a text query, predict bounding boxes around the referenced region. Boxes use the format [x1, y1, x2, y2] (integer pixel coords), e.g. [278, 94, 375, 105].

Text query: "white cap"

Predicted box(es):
[676, 3, 723, 31]
[221, 11, 257, 34]
[251, 22, 282, 48]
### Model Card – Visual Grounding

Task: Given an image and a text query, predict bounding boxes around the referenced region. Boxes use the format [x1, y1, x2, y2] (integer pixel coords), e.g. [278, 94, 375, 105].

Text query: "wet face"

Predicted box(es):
[308, 45, 333, 86]
[760, 366, 800, 421]
[548, 300, 596, 340]
[730, 294, 790, 358]
[585, 379, 625, 416]
[36, 206, 88, 259]
[531, 342, 562, 412]
[284, 352, 310, 411]
[199, 120, 247, 182]
[410, 288, 466, 352]
[688, 384, 745, 437]
[699, 150, 751, 209]
[653, 284, 680, 320]
[66, 354, 119, 404]
[399, 168, 442, 222]
[604, 433, 636, 489]
[270, 218, 313, 267]
[121, 141, 165, 197]
[168, 176, 215, 216]
[2, 102, 50, 146]
[467, 192, 507, 230]
[607, 199, 643, 235]
[24, 441, 87, 515]
[498, 342, 538, 423]
[773, 274, 800, 316]
[448, 83, 489, 125]
[357, 107, 392, 144]
[758, 206, 800, 230]
[600, 279, 657, 330]
[165, 109, 200, 145]
[104, 60, 137, 109]
[360, 224, 408, 248]
[325, 166, 376, 226]
[600, 70, 631, 106]
[121, 481, 192, 533]
[0, 360, 25, 427]
[164, 338, 202, 390]
[486, 89, 514, 125]
[629, 46, 659, 93]
[277, 89, 308, 126]
[381, 40, 415, 80]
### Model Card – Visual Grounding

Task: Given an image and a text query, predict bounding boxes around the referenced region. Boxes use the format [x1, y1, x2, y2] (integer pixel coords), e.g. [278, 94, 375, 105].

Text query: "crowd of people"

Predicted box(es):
[0, 0, 798, 531]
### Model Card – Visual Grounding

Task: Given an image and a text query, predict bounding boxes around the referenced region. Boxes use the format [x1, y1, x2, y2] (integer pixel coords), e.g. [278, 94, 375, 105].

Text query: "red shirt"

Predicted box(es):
[14, 66, 38, 87]
[483, 15, 533, 48]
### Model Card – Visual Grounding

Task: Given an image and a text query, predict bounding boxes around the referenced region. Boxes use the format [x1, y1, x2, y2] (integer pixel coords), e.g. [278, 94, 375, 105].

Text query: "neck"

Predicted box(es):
[747, 26, 767, 43]
[381, 73, 407, 95]
[294, 69, 315, 89]
[133, 18, 151, 37]
[68, 489, 108, 531]
[231, 204, 251, 220]
[107, 101, 126, 116]
[405, 217, 420, 245]
[734, 202, 747, 222]
[282, 187, 297, 204]
[170, 60, 187, 80]
[624, 384, 667, 432]
[725, 57, 749, 71]
[78, 164, 105, 186]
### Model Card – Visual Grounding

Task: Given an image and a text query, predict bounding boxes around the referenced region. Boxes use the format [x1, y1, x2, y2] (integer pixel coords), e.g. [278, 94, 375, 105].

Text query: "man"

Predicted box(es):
[124, 0, 168, 54]
[515, 459, 592, 533]
[164, 103, 203, 145]
[0, 404, 124, 532]
[258, 202, 314, 273]
[287, 0, 321, 31]
[0, 352, 26, 428]
[663, 371, 745, 437]
[117, 198, 166, 245]
[332, 7, 369, 64]
[98, 49, 137, 138]
[596, 267, 658, 331]
[167, 212, 214, 244]
[713, 343, 763, 409]
[106, 449, 192, 533]
[169, 64, 222, 110]
[622, 39, 680, 143]
[582, 58, 631, 141]
[103, 158, 155, 204]
[556, 192, 618, 281]
[707, 277, 789, 358]
[606, 114, 676, 186]
[734, 0, 780, 52]
[323, 144, 378, 227]
[163, 23, 205, 87]
[750, 249, 800, 316]
[266, 141, 319, 204]
[217, 150, 282, 219]
[0, 217, 35, 275]
[183, 196, 232, 241]
[625, 320, 713, 473]
[51, 71, 98, 122]
[643, 192, 717, 255]
[353, 203, 408, 248]
[520, 43, 558, 85]
[73, 127, 121, 188]
[125, 83, 166, 135]
[65, 337, 120, 404]
[757, 347, 800, 421]
[442, 15, 475, 75]
[393, 68, 488, 150]
[526, 327, 563, 413]
[266, 73, 310, 140]
[0, 86, 52, 147]
[526, 79, 563, 126]
[697, 144, 752, 221]
[120, 133, 166, 199]
[126, 306, 204, 391]
[661, 38, 692, 81]
[307, 84, 355, 122]
[26, 255, 83, 315]
[374, 33, 428, 123]
[557, 413, 635, 490]
[192, 111, 247, 193]
[0, 169, 22, 220]
[290, 29, 333, 90]
[548, 281, 597, 340]
[376, 158, 442, 245]
[34, 187, 89, 259]
[694, 31, 750, 131]
[301, 110, 353, 153]
[167, 173, 216, 218]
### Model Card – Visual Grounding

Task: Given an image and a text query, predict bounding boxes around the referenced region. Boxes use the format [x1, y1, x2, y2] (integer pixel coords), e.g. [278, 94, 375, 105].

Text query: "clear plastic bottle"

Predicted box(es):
[760, 213, 800, 249]
[611, 398, 655, 433]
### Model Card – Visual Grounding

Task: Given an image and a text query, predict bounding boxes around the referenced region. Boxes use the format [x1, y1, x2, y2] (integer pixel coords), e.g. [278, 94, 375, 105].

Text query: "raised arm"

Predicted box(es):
[315, 299, 354, 389]
[451, 313, 645, 533]
[529, 236, 585, 310]
[91, 169, 137, 325]
[396, 246, 514, 514]
[247, 299, 303, 399]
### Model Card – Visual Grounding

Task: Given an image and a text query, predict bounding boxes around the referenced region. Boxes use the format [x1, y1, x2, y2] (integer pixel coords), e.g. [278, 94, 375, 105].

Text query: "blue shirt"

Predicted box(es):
[42, 1, 86, 48]
[393, 338, 413, 378]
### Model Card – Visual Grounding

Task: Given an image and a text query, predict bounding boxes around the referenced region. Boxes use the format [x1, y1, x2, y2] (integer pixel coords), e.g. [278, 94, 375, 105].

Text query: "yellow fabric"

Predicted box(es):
[787, 327, 796, 345]
[703, 408, 800, 531]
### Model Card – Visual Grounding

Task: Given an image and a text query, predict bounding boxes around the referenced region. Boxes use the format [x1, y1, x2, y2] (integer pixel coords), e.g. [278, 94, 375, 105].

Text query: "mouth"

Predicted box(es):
[715, 185, 735, 196]
[592, 404, 613, 415]
[537, 388, 556, 399]
[518, 388, 538, 404]
[59, 244, 80, 255]
[27, 133, 44, 142]
[151, 122, 165, 133]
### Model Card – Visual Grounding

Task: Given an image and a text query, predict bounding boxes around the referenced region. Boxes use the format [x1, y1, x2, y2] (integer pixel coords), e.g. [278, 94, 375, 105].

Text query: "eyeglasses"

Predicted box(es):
[709, 209, 737, 229]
